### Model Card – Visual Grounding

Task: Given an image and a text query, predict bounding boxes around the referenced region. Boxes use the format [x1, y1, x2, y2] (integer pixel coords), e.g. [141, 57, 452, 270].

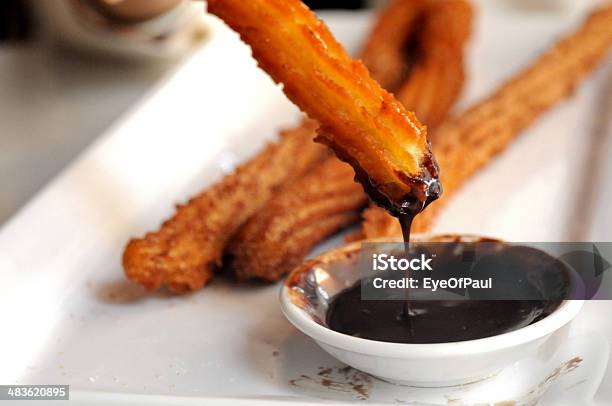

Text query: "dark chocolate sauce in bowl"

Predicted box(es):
[326, 286, 560, 344]
[325, 242, 566, 344]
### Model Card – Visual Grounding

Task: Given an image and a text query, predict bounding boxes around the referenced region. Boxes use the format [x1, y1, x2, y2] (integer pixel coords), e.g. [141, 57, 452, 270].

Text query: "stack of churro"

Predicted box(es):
[124, 0, 473, 291]
[228, 0, 473, 281]
[230, 158, 365, 282]
[123, 0, 612, 293]
[123, 120, 326, 292]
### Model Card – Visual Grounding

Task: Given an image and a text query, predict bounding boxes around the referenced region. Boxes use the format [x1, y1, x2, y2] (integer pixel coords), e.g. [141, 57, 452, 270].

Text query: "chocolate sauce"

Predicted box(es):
[389, 151, 442, 326]
[326, 289, 558, 343]
[326, 244, 565, 344]
[398, 214, 415, 326]
[395, 175, 441, 329]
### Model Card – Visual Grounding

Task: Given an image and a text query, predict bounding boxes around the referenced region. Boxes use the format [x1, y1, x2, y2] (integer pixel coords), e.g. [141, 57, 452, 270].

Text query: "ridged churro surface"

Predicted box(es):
[398, 0, 473, 131]
[360, 0, 428, 91]
[123, 120, 326, 292]
[228, 158, 368, 281]
[230, 0, 474, 281]
[122, 0, 435, 292]
[207, 0, 438, 213]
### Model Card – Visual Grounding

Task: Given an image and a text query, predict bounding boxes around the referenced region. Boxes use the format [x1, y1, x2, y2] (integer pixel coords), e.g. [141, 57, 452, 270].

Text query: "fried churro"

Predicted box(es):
[362, 5, 612, 238]
[207, 0, 441, 216]
[228, 159, 368, 281]
[230, 0, 474, 281]
[123, 120, 327, 292]
[398, 0, 473, 130]
[359, 0, 428, 92]
[122, 0, 442, 292]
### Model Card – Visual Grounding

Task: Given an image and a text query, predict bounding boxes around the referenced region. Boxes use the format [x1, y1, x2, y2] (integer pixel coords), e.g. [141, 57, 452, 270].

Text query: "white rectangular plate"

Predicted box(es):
[1, 2, 611, 405]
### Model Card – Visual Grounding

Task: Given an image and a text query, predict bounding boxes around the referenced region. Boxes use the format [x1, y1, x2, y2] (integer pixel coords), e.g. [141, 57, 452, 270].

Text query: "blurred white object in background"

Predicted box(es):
[368, 0, 596, 14]
[502, 0, 606, 14]
[31, 0, 207, 59]
[0, 1, 210, 224]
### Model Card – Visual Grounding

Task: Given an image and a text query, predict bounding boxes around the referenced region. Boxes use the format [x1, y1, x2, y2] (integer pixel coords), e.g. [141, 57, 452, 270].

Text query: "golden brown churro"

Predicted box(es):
[123, 120, 326, 292]
[397, 0, 473, 130]
[122, 0, 442, 292]
[230, 0, 474, 282]
[362, 5, 612, 238]
[229, 159, 368, 281]
[359, 0, 428, 92]
[207, 0, 440, 215]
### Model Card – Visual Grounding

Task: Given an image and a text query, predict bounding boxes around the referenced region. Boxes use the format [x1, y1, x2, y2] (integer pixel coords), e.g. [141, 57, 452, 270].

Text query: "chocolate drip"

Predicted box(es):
[398, 213, 415, 329]
[317, 131, 443, 339]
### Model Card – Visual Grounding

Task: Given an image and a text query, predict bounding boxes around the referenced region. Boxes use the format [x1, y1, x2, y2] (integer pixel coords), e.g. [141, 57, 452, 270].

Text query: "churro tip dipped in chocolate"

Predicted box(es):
[227, 0, 474, 281]
[206, 0, 442, 218]
[361, 3, 612, 239]
[122, 0, 469, 293]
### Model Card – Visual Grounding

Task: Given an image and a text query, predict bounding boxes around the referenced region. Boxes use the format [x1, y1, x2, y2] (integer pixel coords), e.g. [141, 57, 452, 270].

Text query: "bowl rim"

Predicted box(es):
[279, 235, 584, 358]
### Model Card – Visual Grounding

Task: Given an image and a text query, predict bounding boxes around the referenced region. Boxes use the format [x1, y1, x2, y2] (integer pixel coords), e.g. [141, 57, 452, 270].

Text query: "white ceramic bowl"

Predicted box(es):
[280, 236, 584, 387]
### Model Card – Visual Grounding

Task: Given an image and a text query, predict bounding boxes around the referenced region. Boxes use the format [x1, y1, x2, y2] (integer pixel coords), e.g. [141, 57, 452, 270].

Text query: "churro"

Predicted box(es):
[207, 0, 440, 216]
[359, 0, 428, 92]
[122, 0, 442, 292]
[397, 0, 473, 130]
[362, 5, 612, 238]
[123, 120, 326, 292]
[228, 159, 368, 281]
[230, 0, 474, 281]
